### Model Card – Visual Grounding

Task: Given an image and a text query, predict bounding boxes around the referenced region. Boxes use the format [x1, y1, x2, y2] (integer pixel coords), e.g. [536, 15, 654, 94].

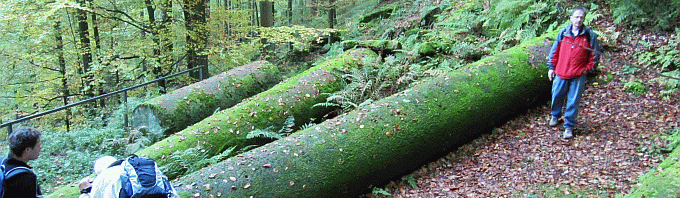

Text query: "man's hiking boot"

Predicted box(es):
[549, 117, 559, 127]
[563, 128, 573, 139]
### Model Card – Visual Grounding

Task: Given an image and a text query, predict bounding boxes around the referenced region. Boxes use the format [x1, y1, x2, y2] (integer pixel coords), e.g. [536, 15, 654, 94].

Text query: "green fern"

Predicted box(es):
[637, 29, 680, 74]
[159, 145, 244, 179]
[372, 187, 391, 195]
[246, 116, 296, 140]
[612, 0, 680, 30]
[652, 70, 680, 92]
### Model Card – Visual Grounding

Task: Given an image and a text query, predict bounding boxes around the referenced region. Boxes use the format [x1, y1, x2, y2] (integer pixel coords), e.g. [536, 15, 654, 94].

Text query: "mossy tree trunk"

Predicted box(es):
[135, 48, 378, 170]
[175, 33, 556, 198]
[131, 61, 281, 135]
[48, 48, 378, 198]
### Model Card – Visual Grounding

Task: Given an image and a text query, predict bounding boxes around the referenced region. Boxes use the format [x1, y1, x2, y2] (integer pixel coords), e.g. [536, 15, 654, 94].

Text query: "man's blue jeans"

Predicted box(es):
[551, 74, 587, 130]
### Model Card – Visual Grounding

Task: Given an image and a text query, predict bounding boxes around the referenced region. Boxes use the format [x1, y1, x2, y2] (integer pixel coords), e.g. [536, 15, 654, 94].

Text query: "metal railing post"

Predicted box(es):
[124, 91, 129, 130]
[200, 65, 204, 81]
[7, 124, 11, 136]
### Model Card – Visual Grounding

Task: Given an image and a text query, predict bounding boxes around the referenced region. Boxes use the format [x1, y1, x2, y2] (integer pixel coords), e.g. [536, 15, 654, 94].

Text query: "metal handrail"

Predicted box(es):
[1, 65, 206, 134]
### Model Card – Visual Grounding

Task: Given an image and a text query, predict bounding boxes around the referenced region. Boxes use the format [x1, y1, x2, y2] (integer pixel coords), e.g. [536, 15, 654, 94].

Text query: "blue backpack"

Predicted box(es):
[0, 157, 33, 198]
[116, 155, 175, 198]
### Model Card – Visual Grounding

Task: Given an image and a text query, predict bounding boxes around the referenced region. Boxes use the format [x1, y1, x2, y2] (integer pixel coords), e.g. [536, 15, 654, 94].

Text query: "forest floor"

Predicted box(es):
[361, 12, 680, 198]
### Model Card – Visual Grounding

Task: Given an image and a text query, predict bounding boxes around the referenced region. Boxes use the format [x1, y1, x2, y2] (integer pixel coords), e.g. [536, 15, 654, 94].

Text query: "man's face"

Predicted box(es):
[571, 10, 585, 29]
[24, 137, 42, 161]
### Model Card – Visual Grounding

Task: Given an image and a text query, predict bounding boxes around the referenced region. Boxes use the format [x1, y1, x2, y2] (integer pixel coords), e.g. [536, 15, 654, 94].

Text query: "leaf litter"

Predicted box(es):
[360, 21, 680, 198]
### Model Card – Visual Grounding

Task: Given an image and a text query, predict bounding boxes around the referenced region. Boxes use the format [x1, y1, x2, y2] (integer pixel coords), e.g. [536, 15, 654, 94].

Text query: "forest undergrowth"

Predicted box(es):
[360, 8, 680, 198]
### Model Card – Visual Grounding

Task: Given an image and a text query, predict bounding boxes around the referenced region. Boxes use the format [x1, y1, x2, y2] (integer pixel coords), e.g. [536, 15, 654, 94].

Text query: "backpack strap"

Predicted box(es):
[4, 166, 33, 180]
[1, 156, 34, 179]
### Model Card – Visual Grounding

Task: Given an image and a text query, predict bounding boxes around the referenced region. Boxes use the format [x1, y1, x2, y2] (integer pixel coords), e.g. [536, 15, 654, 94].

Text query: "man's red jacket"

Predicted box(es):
[548, 25, 600, 80]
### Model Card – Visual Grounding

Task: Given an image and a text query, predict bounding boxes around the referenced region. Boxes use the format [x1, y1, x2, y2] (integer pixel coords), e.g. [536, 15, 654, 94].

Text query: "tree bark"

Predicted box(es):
[251, 0, 259, 26]
[146, 0, 169, 94]
[327, 0, 336, 44]
[183, 0, 210, 80]
[259, 0, 274, 60]
[328, 0, 335, 29]
[54, 21, 71, 132]
[76, 0, 94, 100]
[175, 33, 555, 198]
[288, 0, 292, 25]
[160, 0, 175, 78]
[260, 1, 274, 27]
[91, 6, 106, 108]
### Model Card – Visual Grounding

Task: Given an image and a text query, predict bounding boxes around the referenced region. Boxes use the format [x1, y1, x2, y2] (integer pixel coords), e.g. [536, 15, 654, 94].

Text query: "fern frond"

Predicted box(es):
[208, 146, 237, 164]
[247, 127, 282, 140]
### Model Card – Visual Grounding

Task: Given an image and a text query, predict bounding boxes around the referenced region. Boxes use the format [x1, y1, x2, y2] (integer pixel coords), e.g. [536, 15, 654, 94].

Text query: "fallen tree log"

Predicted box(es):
[47, 48, 377, 198]
[342, 40, 402, 53]
[136, 48, 377, 171]
[175, 32, 555, 198]
[131, 61, 281, 135]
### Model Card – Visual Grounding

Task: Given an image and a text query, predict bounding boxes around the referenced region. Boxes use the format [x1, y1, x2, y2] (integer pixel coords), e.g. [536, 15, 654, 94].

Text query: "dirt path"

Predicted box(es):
[361, 32, 680, 197]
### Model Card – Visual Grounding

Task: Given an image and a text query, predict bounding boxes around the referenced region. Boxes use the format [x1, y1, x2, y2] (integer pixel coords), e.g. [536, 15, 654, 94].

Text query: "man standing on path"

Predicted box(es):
[3, 127, 44, 198]
[547, 7, 600, 139]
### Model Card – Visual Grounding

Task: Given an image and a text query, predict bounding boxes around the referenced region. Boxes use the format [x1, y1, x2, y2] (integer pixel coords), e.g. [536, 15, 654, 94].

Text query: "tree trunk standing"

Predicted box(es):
[288, 0, 293, 25]
[54, 21, 71, 132]
[76, 0, 94, 101]
[260, 1, 274, 27]
[288, 0, 293, 50]
[91, 10, 106, 108]
[251, 0, 259, 26]
[299, 0, 306, 24]
[146, 0, 168, 94]
[259, 1, 274, 61]
[183, 0, 210, 80]
[222, 0, 232, 36]
[327, 0, 336, 44]
[160, 0, 175, 77]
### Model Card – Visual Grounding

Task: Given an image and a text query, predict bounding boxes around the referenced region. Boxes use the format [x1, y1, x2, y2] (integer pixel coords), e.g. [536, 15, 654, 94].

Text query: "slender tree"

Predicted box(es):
[76, 0, 94, 100]
[288, 0, 293, 25]
[145, 0, 169, 94]
[183, 0, 210, 80]
[328, 0, 336, 43]
[54, 21, 71, 132]
[90, 4, 106, 107]
[252, 0, 259, 26]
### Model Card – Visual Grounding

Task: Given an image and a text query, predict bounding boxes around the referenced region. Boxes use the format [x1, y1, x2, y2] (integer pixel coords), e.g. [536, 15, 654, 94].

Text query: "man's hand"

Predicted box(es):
[548, 70, 555, 81]
[78, 177, 94, 190]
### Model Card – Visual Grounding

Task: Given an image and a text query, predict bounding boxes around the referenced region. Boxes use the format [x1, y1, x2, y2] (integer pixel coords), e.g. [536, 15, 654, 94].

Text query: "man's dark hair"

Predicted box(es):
[572, 7, 588, 15]
[9, 127, 41, 157]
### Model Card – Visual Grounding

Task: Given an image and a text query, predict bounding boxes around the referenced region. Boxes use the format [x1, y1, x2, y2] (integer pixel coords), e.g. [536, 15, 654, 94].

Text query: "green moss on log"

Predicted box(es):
[358, 4, 402, 23]
[342, 40, 359, 49]
[131, 61, 281, 135]
[342, 40, 402, 52]
[625, 138, 680, 198]
[418, 41, 441, 55]
[135, 48, 378, 173]
[175, 32, 556, 197]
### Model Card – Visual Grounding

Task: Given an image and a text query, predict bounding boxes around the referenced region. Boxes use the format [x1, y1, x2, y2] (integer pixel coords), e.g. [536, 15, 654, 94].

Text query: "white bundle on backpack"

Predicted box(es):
[118, 155, 177, 198]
